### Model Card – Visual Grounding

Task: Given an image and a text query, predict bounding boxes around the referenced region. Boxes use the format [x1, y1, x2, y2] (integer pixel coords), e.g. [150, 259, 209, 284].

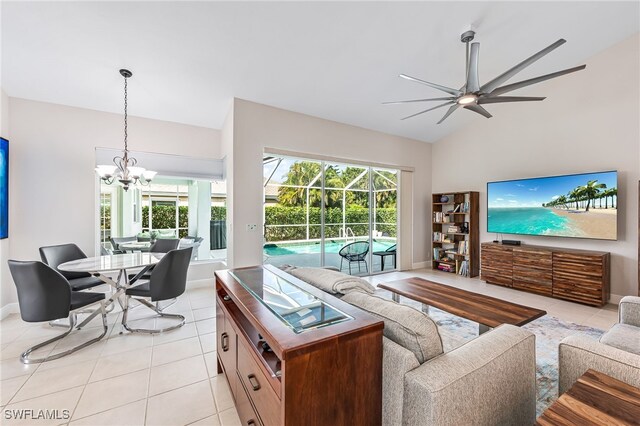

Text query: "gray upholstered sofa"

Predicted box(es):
[287, 267, 538, 426]
[559, 295, 640, 394]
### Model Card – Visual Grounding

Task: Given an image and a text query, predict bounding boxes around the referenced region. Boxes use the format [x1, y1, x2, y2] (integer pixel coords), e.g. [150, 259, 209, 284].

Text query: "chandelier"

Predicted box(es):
[96, 69, 156, 191]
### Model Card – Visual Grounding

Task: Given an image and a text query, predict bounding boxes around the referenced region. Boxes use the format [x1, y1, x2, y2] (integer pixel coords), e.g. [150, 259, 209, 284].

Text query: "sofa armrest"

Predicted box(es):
[559, 334, 640, 395]
[403, 325, 536, 426]
[619, 296, 640, 327]
[382, 337, 420, 426]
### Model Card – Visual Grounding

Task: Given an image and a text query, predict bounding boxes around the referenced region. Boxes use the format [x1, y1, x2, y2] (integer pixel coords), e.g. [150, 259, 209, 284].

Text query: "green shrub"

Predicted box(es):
[139, 204, 394, 242]
[264, 206, 396, 241]
[211, 206, 226, 221]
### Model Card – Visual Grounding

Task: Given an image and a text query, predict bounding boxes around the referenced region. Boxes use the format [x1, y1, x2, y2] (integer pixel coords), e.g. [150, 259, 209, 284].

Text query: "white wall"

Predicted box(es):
[432, 33, 640, 300]
[224, 98, 432, 269]
[3, 98, 221, 312]
[0, 88, 13, 313]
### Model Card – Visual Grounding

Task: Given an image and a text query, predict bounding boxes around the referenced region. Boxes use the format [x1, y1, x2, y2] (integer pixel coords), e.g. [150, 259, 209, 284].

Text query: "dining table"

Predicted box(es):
[58, 252, 165, 329]
[119, 241, 152, 252]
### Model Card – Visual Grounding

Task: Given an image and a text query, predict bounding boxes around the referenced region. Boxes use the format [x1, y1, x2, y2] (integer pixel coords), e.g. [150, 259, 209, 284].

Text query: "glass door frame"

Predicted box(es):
[263, 154, 399, 276]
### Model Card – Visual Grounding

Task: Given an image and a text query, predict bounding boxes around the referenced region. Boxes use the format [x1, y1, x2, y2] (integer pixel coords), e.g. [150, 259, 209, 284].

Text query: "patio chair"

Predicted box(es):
[179, 236, 204, 260]
[110, 236, 137, 254]
[339, 241, 370, 275]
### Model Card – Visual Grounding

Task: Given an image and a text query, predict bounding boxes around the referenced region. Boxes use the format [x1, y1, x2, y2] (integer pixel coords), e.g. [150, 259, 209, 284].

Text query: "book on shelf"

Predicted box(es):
[458, 260, 469, 277]
[433, 212, 450, 223]
[457, 240, 469, 256]
[447, 225, 460, 233]
[437, 264, 453, 273]
[433, 247, 442, 261]
[433, 232, 453, 243]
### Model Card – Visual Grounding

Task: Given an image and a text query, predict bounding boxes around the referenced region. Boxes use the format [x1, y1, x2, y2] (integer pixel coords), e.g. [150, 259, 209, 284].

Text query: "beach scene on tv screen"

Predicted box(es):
[487, 171, 617, 240]
[0, 139, 7, 239]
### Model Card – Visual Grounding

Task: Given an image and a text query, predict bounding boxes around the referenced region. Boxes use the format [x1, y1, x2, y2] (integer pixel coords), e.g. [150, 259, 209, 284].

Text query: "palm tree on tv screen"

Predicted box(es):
[605, 187, 618, 209]
[568, 188, 582, 210]
[556, 195, 568, 209]
[580, 180, 607, 212]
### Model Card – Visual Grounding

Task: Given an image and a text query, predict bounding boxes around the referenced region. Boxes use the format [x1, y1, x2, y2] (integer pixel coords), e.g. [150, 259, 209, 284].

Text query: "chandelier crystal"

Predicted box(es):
[96, 69, 156, 191]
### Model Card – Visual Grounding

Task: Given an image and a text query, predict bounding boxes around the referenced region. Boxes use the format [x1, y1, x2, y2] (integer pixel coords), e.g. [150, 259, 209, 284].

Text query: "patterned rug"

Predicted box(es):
[379, 292, 605, 415]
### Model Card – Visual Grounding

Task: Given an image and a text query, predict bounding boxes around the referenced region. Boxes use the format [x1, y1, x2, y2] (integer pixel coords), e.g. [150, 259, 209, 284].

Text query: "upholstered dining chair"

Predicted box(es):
[39, 243, 104, 291]
[121, 247, 192, 334]
[150, 238, 180, 253]
[129, 238, 180, 282]
[8, 260, 108, 364]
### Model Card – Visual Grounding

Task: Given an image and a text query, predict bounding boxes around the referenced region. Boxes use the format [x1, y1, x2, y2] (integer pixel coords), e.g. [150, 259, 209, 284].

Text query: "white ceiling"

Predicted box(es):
[2, 1, 638, 143]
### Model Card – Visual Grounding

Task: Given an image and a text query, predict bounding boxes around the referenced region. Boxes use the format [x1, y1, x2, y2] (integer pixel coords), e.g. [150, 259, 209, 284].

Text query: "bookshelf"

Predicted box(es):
[432, 191, 479, 277]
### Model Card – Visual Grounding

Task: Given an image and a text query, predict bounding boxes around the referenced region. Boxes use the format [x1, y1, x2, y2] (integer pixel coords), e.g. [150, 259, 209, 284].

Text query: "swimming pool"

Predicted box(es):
[264, 240, 395, 256]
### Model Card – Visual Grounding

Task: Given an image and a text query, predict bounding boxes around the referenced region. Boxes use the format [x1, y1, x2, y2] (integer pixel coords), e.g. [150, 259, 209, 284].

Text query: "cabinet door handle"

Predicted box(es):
[221, 332, 229, 352]
[247, 373, 261, 391]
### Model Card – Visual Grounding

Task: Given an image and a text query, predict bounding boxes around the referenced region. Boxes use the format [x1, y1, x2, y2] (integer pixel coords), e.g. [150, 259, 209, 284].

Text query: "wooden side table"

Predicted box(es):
[536, 369, 640, 425]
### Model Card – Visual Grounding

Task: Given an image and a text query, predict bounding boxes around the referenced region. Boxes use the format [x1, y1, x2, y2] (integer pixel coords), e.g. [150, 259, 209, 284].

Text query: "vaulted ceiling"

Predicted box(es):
[2, 1, 638, 142]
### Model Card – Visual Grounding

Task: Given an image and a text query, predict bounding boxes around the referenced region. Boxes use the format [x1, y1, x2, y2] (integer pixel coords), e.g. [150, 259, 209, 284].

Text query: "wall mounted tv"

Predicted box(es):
[0, 137, 7, 239]
[487, 171, 617, 241]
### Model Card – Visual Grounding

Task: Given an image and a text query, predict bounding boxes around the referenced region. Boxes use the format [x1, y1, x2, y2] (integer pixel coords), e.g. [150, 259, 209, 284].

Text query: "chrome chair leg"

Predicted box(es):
[121, 296, 185, 334]
[155, 298, 177, 312]
[21, 303, 108, 364]
[48, 318, 71, 328]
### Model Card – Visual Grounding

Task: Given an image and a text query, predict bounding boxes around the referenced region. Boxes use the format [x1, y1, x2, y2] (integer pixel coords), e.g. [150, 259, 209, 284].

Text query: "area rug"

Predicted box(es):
[377, 292, 605, 416]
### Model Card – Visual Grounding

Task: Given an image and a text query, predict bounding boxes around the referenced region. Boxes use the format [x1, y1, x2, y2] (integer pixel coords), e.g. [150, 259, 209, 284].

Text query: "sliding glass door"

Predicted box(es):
[323, 162, 371, 274]
[263, 154, 398, 276]
[263, 156, 322, 268]
[371, 167, 398, 273]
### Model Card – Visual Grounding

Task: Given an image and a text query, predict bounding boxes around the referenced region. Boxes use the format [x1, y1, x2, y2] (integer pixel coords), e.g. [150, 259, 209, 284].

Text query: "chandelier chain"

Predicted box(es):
[124, 74, 128, 152]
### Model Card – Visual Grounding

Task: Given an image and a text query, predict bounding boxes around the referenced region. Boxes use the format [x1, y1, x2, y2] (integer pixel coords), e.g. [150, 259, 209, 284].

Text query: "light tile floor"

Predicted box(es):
[0, 282, 237, 426]
[0, 269, 620, 425]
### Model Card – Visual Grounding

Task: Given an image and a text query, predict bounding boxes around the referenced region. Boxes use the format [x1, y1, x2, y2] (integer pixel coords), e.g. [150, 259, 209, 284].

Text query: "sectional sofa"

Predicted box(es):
[286, 267, 538, 426]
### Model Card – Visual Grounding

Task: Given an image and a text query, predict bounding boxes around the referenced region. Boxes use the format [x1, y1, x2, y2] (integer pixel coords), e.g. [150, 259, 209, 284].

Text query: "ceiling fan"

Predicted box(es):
[384, 30, 586, 124]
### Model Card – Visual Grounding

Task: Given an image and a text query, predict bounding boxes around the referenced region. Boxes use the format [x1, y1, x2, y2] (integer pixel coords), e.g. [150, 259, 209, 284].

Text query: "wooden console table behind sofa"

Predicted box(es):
[215, 265, 384, 426]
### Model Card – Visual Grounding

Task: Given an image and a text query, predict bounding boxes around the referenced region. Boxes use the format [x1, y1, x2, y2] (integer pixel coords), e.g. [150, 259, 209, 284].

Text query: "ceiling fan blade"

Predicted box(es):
[478, 96, 546, 104]
[399, 74, 463, 96]
[467, 42, 480, 93]
[436, 104, 461, 124]
[382, 97, 455, 105]
[489, 65, 586, 96]
[480, 39, 566, 94]
[464, 104, 492, 118]
[401, 101, 455, 120]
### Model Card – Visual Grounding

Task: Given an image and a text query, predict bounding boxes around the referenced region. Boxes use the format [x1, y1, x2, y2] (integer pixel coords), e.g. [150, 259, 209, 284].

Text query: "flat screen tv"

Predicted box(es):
[0, 137, 7, 239]
[487, 171, 617, 240]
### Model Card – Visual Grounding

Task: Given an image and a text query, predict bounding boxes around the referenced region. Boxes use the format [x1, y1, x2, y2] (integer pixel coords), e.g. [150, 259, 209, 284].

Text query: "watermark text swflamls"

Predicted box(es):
[4, 409, 70, 421]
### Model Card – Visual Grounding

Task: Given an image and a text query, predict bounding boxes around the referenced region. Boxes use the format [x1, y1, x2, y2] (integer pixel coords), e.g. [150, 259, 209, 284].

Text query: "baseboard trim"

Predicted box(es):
[411, 261, 430, 270]
[0, 303, 19, 321]
[609, 294, 624, 305]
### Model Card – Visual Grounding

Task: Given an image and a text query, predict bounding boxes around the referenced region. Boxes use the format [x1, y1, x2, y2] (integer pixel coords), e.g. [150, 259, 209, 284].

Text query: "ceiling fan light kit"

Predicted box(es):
[385, 30, 586, 124]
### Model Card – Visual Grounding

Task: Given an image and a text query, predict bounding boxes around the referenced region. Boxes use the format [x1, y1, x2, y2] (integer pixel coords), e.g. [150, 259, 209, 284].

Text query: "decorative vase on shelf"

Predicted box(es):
[440, 195, 449, 203]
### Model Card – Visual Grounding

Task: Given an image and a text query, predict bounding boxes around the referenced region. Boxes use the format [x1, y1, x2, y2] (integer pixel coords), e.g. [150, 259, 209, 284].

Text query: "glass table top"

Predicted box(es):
[59, 252, 165, 273]
[230, 266, 353, 334]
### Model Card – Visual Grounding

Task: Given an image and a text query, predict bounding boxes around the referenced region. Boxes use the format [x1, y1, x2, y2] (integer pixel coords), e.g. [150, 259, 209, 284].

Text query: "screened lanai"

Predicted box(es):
[262, 154, 398, 275]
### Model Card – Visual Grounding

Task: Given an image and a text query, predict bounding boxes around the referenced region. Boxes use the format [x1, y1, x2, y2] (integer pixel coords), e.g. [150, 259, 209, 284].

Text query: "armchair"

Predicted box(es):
[559, 296, 640, 394]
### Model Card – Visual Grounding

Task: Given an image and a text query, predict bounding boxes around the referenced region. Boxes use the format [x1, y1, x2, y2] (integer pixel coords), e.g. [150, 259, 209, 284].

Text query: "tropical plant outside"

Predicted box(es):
[268, 160, 398, 242]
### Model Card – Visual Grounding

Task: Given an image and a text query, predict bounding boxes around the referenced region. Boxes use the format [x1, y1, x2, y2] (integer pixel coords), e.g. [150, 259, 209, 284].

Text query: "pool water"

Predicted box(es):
[264, 240, 394, 256]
